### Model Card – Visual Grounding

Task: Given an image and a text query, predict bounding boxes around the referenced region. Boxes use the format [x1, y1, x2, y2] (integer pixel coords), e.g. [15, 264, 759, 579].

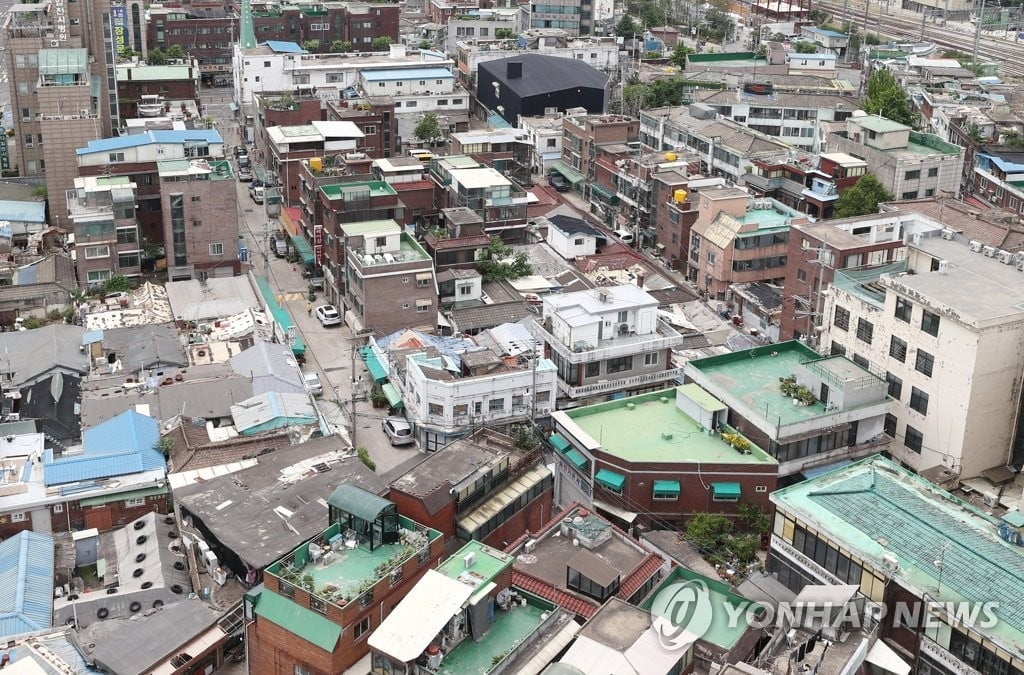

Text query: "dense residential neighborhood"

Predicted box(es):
[3, 0, 1024, 673]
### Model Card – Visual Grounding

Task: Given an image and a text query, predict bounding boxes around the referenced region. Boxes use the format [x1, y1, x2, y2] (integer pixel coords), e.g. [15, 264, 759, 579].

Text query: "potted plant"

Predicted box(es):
[779, 376, 798, 397]
[793, 386, 817, 406]
[370, 382, 388, 408]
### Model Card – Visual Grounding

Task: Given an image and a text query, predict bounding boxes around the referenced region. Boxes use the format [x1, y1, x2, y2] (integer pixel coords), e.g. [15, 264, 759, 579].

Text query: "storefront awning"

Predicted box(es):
[593, 499, 637, 524]
[712, 482, 741, 499]
[564, 449, 588, 470]
[653, 480, 681, 496]
[382, 382, 403, 409]
[359, 347, 388, 383]
[549, 433, 571, 453]
[550, 160, 584, 185]
[595, 468, 625, 491]
[589, 181, 620, 205]
[289, 233, 315, 265]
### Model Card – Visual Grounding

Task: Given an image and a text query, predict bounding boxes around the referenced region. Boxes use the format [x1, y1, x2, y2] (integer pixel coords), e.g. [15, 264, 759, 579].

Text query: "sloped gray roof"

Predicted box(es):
[99, 323, 187, 371]
[0, 324, 88, 386]
[228, 340, 304, 395]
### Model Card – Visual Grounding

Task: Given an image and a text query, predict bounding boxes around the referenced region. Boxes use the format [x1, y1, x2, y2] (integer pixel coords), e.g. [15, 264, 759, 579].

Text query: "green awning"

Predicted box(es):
[290, 233, 315, 265]
[549, 433, 571, 453]
[653, 480, 680, 496]
[382, 382, 403, 409]
[712, 482, 741, 499]
[255, 590, 341, 652]
[565, 449, 588, 470]
[595, 468, 625, 491]
[589, 181, 620, 205]
[78, 485, 168, 507]
[359, 347, 388, 383]
[551, 160, 584, 185]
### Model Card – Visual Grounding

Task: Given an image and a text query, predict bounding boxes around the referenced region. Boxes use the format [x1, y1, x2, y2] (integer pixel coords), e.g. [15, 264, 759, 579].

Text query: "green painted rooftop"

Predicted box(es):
[254, 590, 341, 652]
[564, 388, 775, 464]
[436, 540, 513, 589]
[738, 208, 792, 229]
[320, 180, 397, 199]
[115, 64, 196, 81]
[773, 455, 1024, 655]
[437, 598, 552, 674]
[853, 115, 910, 133]
[687, 341, 878, 427]
[643, 567, 763, 650]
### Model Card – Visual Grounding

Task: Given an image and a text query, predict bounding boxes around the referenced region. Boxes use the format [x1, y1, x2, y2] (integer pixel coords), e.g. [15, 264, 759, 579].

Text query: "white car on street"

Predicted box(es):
[315, 304, 341, 327]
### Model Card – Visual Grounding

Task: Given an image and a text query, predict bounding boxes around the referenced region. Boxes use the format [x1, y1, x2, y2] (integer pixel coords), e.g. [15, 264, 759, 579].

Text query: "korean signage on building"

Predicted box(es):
[51, 0, 68, 46]
[313, 224, 323, 264]
[111, 6, 128, 56]
[0, 135, 10, 172]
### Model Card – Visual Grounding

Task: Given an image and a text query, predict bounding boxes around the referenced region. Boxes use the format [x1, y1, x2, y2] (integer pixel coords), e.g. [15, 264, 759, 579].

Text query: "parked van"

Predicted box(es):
[250, 185, 265, 204]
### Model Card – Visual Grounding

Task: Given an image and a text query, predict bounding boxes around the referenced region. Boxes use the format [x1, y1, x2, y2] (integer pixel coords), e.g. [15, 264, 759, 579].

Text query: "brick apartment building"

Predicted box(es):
[246, 486, 445, 674]
[158, 158, 240, 280]
[558, 113, 639, 191]
[388, 429, 554, 547]
[115, 61, 200, 121]
[326, 97, 398, 159]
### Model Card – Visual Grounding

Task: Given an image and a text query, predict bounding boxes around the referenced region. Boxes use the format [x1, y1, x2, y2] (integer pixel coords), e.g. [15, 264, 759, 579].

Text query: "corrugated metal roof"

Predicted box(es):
[264, 40, 305, 53]
[0, 530, 54, 639]
[83, 409, 160, 455]
[76, 130, 223, 155]
[0, 200, 46, 223]
[360, 67, 453, 81]
[44, 451, 146, 486]
[255, 590, 341, 651]
[327, 484, 394, 523]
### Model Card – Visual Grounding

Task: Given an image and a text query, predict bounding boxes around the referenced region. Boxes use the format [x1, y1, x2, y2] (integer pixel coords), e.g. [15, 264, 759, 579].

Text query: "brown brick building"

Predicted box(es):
[246, 486, 445, 675]
[115, 61, 201, 121]
[388, 429, 554, 548]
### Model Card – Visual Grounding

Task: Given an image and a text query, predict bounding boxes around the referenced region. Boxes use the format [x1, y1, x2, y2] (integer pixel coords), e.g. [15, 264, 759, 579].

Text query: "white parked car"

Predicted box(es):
[382, 417, 415, 446]
[303, 371, 323, 396]
[315, 304, 341, 327]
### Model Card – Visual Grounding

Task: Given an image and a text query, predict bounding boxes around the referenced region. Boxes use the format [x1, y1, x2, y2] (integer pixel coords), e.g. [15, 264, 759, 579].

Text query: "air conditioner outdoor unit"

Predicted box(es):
[882, 553, 900, 571]
[983, 491, 1000, 508]
[524, 538, 538, 553]
[999, 250, 1015, 264]
[983, 246, 997, 257]
[1016, 259, 1024, 272]
[940, 228, 956, 240]
[969, 240, 983, 252]
[938, 260, 949, 273]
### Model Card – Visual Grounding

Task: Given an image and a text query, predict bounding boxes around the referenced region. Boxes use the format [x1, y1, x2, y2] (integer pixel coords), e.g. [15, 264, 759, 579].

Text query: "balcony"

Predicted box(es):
[530, 319, 686, 364]
[561, 366, 685, 398]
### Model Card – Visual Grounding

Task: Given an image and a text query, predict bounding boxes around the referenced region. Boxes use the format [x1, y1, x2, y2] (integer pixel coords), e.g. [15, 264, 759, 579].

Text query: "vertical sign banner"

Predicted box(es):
[111, 6, 128, 56]
[313, 224, 323, 264]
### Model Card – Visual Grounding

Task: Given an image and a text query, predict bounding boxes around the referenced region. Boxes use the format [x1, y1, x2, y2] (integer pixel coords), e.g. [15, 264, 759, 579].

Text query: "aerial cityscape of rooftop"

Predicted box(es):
[2, 0, 1024, 673]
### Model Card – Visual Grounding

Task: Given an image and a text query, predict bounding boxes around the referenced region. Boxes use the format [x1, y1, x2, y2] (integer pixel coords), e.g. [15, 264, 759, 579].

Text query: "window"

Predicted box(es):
[606, 356, 632, 373]
[124, 497, 146, 507]
[915, 350, 934, 377]
[653, 482, 679, 500]
[585, 362, 600, 377]
[909, 387, 929, 415]
[453, 404, 468, 417]
[884, 413, 897, 437]
[209, 243, 224, 255]
[416, 276, 430, 287]
[363, 125, 376, 135]
[309, 596, 326, 614]
[616, 310, 628, 323]
[375, 236, 387, 247]
[852, 354, 869, 368]
[428, 403, 443, 416]
[830, 341, 846, 356]
[920, 310, 940, 336]
[401, 302, 410, 310]
[53, 503, 64, 513]
[904, 169, 921, 180]
[905, 425, 923, 453]
[889, 336, 907, 362]
[928, 167, 938, 177]
[108, 152, 125, 162]
[488, 398, 504, 412]
[402, 276, 409, 283]
[10, 512, 25, 522]
[901, 191, 918, 200]
[23, 134, 32, 149]
[894, 297, 912, 322]
[416, 300, 431, 313]
[85, 245, 110, 259]
[87, 270, 112, 283]
[406, 101, 417, 108]
[473, 402, 482, 414]
[643, 352, 659, 366]
[457, 284, 473, 296]
[354, 616, 371, 639]
[797, 268, 807, 282]
[855, 318, 873, 344]
[295, 666, 311, 675]
[547, 138, 558, 147]
[886, 372, 903, 399]
[833, 306, 850, 330]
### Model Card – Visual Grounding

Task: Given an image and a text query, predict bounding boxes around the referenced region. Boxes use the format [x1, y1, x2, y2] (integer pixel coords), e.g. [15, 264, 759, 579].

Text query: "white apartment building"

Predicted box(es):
[75, 129, 226, 170]
[517, 114, 564, 174]
[530, 285, 687, 403]
[698, 90, 859, 152]
[455, 33, 620, 81]
[438, 8, 526, 54]
[821, 232, 1024, 479]
[265, 121, 364, 156]
[826, 114, 964, 201]
[381, 341, 557, 452]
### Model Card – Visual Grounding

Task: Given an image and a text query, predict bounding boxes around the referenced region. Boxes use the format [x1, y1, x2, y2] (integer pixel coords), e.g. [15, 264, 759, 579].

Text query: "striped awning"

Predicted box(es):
[550, 160, 584, 184]
[382, 383, 403, 409]
[359, 347, 388, 383]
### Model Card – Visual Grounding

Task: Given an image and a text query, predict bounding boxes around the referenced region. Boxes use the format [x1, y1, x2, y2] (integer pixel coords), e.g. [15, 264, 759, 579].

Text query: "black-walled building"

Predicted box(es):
[477, 54, 609, 125]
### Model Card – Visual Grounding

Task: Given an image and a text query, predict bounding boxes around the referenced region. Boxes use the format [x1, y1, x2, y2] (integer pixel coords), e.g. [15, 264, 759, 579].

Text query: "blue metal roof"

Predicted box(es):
[802, 26, 848, 38]
[360, 67, 453, 82]
[264, 40, 305, 53]
[76, 130, 224, 155]
[984, 154, 1024, 173]
[0, 200, 46, 224]
[0, 531, 54, 639]
[45, 452, 145, 486]
[83, 409, 159, 454]
[81, 329, 104, 345]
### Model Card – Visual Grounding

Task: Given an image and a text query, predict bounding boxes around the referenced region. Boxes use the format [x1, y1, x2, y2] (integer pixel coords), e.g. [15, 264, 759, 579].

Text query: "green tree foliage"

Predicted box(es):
[371, 36, 393, 51]
[166, 44, 185, 61]
[475, 237, 532, 283]
[863, 69, 916, 127]
[686, 513, 733, 553]
[146, 48, 166, 65]
[615, 15, 639, 38]
[357, 447, 376, 472]
[738, 503, 771, 537]
[623, 78, 687, 110]
[494, 28, 517, 39]
[794, 41, 818, 53]
[330, 40, 353, 53]
[413, 113, 442, 144]
[103, 275, 132, 294]
[417, 40, 433, 49]
[669, 43, 694, 68]
[833, 174, 894, 218]
[301, 40, 321, 52]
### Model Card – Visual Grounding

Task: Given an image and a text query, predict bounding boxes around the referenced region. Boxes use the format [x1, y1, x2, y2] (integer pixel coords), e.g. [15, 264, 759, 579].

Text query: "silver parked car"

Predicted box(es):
[382, 417, 415, 446]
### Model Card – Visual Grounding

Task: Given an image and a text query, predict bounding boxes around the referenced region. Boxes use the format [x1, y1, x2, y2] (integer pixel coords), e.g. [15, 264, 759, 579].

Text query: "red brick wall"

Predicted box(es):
[117, 79, 199, 121]
[481, 490, 553, 550]
[0, 513, 31, 539]
[53, 493, 170, 532]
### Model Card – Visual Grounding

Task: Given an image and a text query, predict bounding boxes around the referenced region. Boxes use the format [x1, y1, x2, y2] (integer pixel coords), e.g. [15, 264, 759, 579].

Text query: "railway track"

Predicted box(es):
[815, 0, 1024, 78]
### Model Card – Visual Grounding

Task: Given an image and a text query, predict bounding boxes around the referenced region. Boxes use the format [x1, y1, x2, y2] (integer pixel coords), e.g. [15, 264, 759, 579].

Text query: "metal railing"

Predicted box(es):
[563, 367, 685, 398]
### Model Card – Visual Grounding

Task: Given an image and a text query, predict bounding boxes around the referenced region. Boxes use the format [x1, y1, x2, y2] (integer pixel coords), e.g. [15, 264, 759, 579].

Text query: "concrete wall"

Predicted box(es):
[546, 226, 596, 259]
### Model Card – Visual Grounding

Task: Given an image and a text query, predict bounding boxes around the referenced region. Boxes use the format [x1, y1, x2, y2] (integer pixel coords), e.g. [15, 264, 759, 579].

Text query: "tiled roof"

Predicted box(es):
[0, 531, 54, 639]
[618, 553, 663, 601]
[512, 569, 599, 619]
[167, 418, 293, 473]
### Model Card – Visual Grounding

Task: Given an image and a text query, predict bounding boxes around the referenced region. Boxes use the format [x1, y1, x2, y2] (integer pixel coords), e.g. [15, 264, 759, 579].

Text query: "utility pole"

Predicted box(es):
[920, 10, 927, 41]
[973, 0, 986, 66]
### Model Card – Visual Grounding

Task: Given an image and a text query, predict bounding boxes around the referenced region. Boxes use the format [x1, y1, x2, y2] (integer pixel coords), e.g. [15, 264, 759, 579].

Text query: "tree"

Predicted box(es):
[794, 41, 818, 53]
[146, 48, 167, 65]
[417, 40, 433, 49]
[165, 44, 185, 61]
[413, 113, 442, 145]
[330, 40, 353, 53]
[863, 68, 916, 127]
[475, 237, 533, 283]
[371, 36, 392, 52]
[686, 513, 733, 553]
[301, 39, 321, 52]
[615, 15, 638, 38]
[833, 174, 894, 218]
[103, 275, 132, 294]
[669, 43, 694, 68]
[495, 28, 517, 39]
